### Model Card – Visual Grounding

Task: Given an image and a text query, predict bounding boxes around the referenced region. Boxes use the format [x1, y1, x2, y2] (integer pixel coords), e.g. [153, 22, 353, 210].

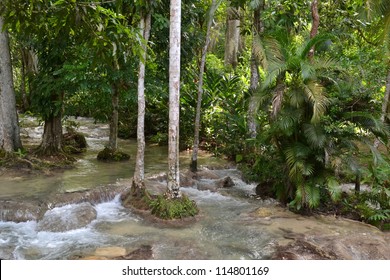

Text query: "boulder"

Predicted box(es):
[0, 200, 45, 222]
[197, 176, 235, 192]
[37, 202, 97, 232]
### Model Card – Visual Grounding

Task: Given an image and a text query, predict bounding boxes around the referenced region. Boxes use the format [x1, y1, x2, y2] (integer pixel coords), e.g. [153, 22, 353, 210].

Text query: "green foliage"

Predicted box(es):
[149, 194, 199, 220]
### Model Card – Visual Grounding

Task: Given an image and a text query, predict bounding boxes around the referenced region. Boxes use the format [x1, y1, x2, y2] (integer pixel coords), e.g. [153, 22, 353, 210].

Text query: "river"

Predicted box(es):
[0, 117, 389, 260]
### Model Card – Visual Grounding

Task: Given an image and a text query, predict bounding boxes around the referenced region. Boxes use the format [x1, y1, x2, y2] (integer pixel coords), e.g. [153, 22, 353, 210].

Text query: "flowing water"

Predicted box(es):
[0, 117, 389, 260]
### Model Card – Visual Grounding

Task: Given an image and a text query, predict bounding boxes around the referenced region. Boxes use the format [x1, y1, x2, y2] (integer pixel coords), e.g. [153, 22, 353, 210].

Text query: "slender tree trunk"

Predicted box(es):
[381, 68, 390, 124]
[0, 16, 22, 152]
[166, 0, 181, 198]
[133, 10, 152, 191]
[248, 2, 264, 138]
[374, 67, 390, 147]
[308, 0, 320, 60]
[191, 0, 219, 172]
[108, 83, 119, 151]
[20, 48, 29, 112]
[224, 6, 240, 69]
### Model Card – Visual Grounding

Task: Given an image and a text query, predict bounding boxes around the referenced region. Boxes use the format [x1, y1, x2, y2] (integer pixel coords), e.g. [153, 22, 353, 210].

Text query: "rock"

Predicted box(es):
[216, 176, 234, 188]
[180, 171, 197, 188]
[97, 147, 130, 162]
[94, 247, 127, 258]
[37, 202, 97, 232]
[197, 176, 235, 192]
[76, 245, 154, 260]
[0, 200, 45, 222]
[196, 169, 221, 180]
[271, 230, 390, 260]
[115, 245, 153, 260]
[254, 207, 274, 218]
[48, 184, 130, 206]
[255, 181, 275, 199]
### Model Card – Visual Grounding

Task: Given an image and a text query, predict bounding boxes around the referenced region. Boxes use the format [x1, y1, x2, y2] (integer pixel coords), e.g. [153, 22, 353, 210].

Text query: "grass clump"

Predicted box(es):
[149, 194, 199, 220]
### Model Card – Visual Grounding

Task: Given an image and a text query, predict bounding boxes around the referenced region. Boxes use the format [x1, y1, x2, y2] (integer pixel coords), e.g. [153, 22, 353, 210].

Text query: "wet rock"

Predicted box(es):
[94, 247, 127, 258]
[97, 147, 130, 162]
[255, 181, 276, 199]
[196, 169, 221, 180]
[115, 245, 153, 260]
[0, 200, 45, 222]
[48, 184, 130, 207]
[272, 239, 338, 260]
[197, 176, 235, 192]
[180, 171, 197, 188]
[37, 202, 97, 232]
[63, 130, 88, 154]
[76, 245, 154, 260]
[272, 230, 390, 260]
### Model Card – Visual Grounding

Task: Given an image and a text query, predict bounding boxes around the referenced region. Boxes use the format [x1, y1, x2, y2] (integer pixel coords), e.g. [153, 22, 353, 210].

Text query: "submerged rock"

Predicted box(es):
[37, 202, 97, 232]
[75, 245, 153, 260]
[0, 200, 45, 222]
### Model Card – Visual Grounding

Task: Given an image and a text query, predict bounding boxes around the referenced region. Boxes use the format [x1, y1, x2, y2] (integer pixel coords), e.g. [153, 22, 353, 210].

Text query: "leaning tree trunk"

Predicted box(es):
[108, 84, 119, 151]
[191, 0, 219, 172]
[247, 2, 264, 138]
[224, 6, 240, 69]
[166, 0, 182, 199]
[0, 16, 23, 152]
[133, 10, 152, 193]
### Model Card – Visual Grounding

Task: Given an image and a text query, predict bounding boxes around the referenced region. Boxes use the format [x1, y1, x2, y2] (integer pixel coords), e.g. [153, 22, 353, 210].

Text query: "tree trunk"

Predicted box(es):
[374, 67, 390, 147]
[108, 84, 119, 151]
[19, 47, 38, 111]
[0, 16, 23, 152]
[381, 68, 390, 125]
[224, 6, 240, 69]
[191, 0, 219, 172]
[248, 2, 264, 138]
[20, 48, 29, 112]
[308, 0, 320, 60]
[166, 0, 181, 198]
[133, 10, 152, 190]
[38, 112, 63, 155]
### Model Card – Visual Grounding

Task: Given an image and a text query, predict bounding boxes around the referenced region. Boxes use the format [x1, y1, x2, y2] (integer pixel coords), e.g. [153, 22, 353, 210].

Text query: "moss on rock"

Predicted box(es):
[97, 147, 130, 162]
[63, 131, 88, 154]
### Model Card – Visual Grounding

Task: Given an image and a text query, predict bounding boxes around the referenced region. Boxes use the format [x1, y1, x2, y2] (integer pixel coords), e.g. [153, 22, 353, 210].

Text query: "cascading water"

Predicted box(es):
[1, 117, 389, 260]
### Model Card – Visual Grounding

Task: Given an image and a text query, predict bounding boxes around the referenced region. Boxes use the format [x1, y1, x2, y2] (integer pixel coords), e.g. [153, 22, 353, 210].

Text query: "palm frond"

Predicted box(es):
[303, 81, 329, 123]
[303, 123, 326, 148]
[299, 33, 338, 60]
[271, 83, 284, 119]
[301, 61, 316, 81]
[253, 35, 284, 72]
[292, 184, 320, 209]
[327, 177, 342, 202]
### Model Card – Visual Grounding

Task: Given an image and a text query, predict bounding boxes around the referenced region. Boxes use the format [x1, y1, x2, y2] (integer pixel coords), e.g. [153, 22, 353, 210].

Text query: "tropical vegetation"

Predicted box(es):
[0, 0, 389, 226]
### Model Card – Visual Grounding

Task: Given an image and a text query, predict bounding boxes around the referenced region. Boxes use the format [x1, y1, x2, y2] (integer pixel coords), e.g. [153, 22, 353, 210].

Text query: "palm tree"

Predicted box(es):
[256, 31, 340, 208]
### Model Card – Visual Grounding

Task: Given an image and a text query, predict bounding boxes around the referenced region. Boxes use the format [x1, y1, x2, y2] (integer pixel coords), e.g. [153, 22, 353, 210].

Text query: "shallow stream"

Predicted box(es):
[0, 117, 389, 260]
